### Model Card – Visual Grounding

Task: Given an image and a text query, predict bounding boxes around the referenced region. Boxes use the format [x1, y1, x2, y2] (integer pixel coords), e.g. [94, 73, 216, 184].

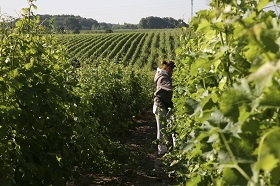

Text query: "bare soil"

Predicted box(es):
[76, 109, 178, 186]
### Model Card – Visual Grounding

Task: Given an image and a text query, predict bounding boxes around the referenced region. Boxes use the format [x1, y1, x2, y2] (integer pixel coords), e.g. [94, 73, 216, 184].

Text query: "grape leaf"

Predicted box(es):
[257, 0, 270, 11]
[255, 154, 279, 172]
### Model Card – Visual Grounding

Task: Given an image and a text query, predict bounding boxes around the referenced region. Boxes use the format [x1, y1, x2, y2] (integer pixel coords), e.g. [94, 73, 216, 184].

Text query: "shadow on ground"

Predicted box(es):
[76, 110, 178, 186]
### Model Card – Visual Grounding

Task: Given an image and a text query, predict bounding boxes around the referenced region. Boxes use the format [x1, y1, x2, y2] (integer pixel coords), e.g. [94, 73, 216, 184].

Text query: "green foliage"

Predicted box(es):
[64, 17, 82, 31]
[72, 27, 80, 34]
[37, 14, 186, 31]
[167, 0, 280, 185]
[105, 28, 113, 33]
[75, 61, 153, 137]
[138, 16, 188, 29]
[0, 1, 77, 184]
[0, 1, 154, 184]
[38, 14, 99, 31]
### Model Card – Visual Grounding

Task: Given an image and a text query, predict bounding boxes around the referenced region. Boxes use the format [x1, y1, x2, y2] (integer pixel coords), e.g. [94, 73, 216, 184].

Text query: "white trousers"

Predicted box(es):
[153, 104, 176, 154]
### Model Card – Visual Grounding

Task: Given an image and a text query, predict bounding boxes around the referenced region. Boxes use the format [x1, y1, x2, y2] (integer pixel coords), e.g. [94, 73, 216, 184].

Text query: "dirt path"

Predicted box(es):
[80, 110, 178, 185]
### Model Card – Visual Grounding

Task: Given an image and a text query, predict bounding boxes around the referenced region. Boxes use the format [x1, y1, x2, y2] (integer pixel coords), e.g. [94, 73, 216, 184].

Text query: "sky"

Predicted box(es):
[0, 0, 210, 24]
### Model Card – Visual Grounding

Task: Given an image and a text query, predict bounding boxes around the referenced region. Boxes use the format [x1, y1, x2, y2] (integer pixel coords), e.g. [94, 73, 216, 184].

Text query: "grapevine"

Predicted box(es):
[168, 0, 280, 185]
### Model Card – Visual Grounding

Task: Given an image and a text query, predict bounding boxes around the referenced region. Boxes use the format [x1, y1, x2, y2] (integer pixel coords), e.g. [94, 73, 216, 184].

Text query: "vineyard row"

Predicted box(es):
[56, 30, 182, 70]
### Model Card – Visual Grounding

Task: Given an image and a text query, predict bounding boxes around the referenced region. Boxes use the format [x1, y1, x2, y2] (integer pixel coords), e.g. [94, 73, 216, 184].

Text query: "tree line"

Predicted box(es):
[138, 16, 188, 29]
[37, 14, 188, 33]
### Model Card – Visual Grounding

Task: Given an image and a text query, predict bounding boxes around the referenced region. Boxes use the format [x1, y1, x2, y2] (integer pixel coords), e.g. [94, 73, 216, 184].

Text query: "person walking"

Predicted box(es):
[153, 60, 175, 155]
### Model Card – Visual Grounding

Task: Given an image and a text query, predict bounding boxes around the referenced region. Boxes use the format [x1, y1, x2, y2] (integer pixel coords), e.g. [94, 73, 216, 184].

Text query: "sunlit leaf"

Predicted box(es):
[197, 19, 211, 32]
[255, 154, 279, 172]
[243, 11, 257, 25]
[218, 77, 227, 90]
[244, 44, 261, 63]
[260, 81, 280, 107]
[257, 0, 270, 11]
[238, 104, 251, 123]
[190, 58, 212, 76]
[24, 61, 34, 70]
[248, 62, 278, 90]
[222, 168, 238, 184]
[54, 64, 60, 70]
[187, 175, 201, 186]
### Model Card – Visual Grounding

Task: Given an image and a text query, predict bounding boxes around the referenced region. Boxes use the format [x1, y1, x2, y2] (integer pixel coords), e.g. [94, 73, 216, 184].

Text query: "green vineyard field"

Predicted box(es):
[3, 0, 280, 184]
[56, 29, 182, 70]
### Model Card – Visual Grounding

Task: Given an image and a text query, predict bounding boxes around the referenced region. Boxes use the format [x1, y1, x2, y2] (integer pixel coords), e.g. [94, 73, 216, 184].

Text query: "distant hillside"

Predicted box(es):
[37, 14, 188, 32]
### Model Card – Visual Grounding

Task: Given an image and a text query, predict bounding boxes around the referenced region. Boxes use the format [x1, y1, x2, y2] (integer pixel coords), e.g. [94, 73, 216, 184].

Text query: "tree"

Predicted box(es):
[97, 22, 109, 30]
[138, 18, 148, 29]
[138, 16, 187, 29]
[64, 16, 81, 30]
[73, 27, 80, 34]
[105, 28, 113, 33]
[80, 18, 98, 30]
[178, 19, 189, 28]
[56, 25, 65, 34]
